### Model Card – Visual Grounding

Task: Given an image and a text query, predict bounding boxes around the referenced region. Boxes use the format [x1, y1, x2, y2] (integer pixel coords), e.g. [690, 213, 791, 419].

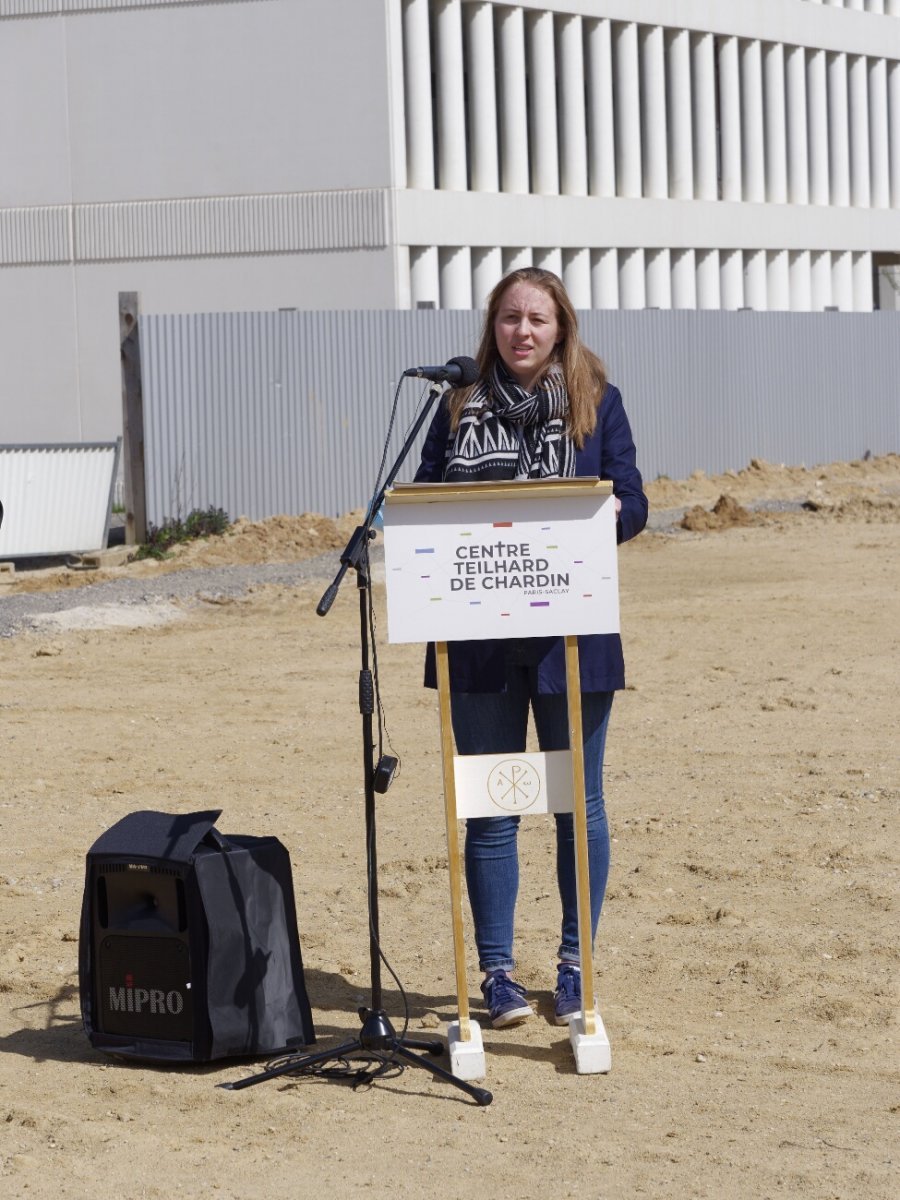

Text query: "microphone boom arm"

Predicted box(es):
[316, 379, 446, 617]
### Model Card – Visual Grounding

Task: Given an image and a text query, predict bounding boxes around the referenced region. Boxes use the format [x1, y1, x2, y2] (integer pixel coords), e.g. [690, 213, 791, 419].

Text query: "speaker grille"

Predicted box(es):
[95, 935, 194, 1041]
[97, 865, 187, 934]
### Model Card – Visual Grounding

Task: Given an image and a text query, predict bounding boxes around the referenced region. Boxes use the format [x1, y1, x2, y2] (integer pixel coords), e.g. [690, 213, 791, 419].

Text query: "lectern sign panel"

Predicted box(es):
[382, 480, 619, 644]
[453, 750, 574, 819]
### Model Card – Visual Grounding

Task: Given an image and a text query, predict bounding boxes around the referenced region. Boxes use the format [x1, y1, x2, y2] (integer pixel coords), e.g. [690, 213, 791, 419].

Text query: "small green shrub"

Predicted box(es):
[135, 506, 230, 560]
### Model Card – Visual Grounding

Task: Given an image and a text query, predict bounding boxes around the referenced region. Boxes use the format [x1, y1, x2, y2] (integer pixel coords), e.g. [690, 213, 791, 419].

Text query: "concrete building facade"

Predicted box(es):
[1, 0, 899, 442]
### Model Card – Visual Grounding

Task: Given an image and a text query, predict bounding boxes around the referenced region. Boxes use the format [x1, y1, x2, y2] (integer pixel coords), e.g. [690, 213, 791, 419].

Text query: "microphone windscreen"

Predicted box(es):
[446, 356, 480, 386]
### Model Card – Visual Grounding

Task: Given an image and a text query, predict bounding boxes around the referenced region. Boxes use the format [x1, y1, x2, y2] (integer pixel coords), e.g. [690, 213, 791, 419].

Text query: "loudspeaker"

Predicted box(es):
[79, 809, 315, 1062]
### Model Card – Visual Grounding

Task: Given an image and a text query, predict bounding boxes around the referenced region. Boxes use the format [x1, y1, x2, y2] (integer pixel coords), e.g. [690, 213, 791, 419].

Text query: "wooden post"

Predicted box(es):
[436, 640, 471, 1042]
[119, 291, 147, 546]
[565, 635, 597, 1036]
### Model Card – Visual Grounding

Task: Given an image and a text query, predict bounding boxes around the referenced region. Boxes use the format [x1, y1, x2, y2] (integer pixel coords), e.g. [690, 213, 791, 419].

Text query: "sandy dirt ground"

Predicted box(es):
[0, 457, 897, 1199]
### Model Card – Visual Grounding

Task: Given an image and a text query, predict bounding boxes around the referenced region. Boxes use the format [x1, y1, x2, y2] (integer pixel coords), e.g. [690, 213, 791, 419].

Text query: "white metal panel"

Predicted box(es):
[0, 206, 71, 264]
[0, 0, 271, 17]
[73, 191, 390, 262]
[0, 442, 119, 557]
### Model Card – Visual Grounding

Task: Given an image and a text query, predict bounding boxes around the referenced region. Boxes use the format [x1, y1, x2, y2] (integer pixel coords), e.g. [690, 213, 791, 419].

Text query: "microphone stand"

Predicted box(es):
[224, 381, 492, 1106]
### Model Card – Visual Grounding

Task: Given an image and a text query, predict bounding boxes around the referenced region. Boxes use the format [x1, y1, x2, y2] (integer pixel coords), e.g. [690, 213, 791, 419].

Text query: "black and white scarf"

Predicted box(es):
[443, 361, 576, 482]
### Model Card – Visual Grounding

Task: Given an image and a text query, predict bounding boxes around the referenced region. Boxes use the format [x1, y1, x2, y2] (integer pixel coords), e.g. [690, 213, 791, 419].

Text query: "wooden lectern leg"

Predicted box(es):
[436, 642, 470, 1043]
[564, 635, 597, 1037]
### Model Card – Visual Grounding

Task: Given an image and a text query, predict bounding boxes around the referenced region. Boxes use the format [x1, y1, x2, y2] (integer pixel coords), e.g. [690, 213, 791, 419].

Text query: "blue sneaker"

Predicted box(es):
[481, 970, 532, 1028]
[554, 963, 582, 1024]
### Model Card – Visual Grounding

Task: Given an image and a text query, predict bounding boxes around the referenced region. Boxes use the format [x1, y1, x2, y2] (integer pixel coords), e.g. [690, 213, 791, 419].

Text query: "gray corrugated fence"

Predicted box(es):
[140, 310, 900, 524]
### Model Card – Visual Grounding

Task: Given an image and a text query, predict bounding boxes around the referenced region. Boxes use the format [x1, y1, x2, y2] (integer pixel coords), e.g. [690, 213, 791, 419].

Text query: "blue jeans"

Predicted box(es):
[450, 646, 614, 973]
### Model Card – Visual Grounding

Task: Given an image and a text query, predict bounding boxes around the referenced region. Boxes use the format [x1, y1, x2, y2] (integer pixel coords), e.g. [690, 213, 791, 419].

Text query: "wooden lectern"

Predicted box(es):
[382, 478, 619, 1077]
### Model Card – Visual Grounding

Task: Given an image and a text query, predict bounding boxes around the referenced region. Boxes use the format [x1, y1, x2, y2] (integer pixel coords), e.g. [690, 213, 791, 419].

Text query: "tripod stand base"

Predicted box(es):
[221, 1008, 493, 1106]
[447, 1019, 486, 1081]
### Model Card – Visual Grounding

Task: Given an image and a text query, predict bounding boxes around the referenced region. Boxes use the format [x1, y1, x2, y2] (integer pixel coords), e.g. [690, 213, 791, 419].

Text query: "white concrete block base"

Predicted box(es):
[569, 1009, 611, 1074]
[447, 1019, 486, 1081]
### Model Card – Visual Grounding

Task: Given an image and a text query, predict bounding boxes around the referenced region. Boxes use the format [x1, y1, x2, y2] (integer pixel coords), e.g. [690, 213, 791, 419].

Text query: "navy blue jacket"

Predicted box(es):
[414, 383, 648, 695]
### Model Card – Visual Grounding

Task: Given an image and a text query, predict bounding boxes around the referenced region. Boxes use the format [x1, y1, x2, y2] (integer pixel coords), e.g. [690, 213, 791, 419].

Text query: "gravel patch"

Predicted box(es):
[0, 550, 380, 640]
[29, 600, 188, 633]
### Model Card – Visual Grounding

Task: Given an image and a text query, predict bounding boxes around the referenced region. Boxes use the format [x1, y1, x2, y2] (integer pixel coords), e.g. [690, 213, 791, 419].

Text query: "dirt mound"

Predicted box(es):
[680, 493, 756, 532]
[801, 495, 900, 524]
[646, 453, 900, 512]
[1, 510, 367, 594]
[168, 512, 355, 568]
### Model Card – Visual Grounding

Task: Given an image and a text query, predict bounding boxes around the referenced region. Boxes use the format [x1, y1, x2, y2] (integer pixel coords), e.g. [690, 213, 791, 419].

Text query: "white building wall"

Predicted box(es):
[2, 0, 900, 443]
[0, 0, 404, 442]
[0, 2, 397, 207]
[0, 250, 399, 443]
[395, 0, 900, 316]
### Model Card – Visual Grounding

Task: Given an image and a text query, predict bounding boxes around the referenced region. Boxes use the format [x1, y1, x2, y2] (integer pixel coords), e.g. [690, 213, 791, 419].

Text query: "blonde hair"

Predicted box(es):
[448, 268, 606, 449]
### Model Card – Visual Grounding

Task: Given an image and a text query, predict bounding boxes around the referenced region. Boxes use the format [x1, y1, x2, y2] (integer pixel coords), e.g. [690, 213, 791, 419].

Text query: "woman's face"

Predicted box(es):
[492, 281, 562, 390]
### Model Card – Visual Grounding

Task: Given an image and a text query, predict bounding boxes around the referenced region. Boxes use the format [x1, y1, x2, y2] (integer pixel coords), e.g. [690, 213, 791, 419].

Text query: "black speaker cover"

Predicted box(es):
[79, 809, 315, 1062]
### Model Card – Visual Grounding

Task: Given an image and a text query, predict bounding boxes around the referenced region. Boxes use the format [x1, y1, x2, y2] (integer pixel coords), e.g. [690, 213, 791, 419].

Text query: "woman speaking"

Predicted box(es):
[414, 268, 648, 1029]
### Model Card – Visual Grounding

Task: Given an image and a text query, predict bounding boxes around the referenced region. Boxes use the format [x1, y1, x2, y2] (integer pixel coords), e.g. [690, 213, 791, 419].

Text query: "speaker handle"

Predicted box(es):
[202, 828, 232, 853]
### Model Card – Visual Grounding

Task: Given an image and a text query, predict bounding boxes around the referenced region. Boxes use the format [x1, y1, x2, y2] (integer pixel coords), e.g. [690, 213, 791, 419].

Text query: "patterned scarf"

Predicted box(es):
[443, 361, 576, 482]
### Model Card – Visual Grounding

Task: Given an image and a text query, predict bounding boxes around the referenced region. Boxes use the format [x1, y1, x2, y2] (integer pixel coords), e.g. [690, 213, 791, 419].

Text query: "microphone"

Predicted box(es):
[403, 356, 479, 386]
